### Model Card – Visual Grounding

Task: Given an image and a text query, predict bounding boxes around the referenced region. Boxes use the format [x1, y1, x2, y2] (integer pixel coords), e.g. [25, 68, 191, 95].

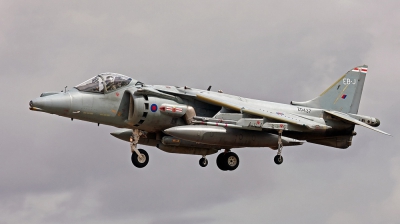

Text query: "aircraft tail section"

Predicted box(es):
[291, 65, 368, 113]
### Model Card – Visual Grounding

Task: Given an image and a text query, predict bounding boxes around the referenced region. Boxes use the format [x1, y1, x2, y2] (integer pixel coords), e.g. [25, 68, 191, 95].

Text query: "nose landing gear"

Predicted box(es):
[130, 129, 149, 168]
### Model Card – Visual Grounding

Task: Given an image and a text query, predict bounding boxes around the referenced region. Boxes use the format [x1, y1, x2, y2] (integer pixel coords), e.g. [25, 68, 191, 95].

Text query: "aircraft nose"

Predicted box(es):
[29, 97, 48, 112]
[29, 93, 72, 115]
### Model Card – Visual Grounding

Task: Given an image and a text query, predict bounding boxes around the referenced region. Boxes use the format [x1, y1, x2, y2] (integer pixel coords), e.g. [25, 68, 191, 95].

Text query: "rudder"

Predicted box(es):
[291, 65, 367, 113]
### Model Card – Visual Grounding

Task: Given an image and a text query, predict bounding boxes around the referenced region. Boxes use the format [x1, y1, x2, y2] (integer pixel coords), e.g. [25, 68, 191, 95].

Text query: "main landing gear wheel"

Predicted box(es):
[216, 152, 239, 171]
[226, 152, 239, 170]
[216, 153, 227, 171]
[199, 157, 208, 167]
[274, 155, 283, 165]
[131, 149, 149, 168]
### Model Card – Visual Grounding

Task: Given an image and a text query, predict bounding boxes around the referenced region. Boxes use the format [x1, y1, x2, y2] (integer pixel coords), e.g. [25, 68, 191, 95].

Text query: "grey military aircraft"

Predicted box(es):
[29, 65, 390, 171]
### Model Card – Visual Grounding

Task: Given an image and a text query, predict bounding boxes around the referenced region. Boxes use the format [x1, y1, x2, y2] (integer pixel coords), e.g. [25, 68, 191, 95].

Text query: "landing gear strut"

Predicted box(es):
[216, 150, 239, 171]
[130, 129, 149, 168]
[274, 130, 283, 165]
[199, 156, 208, 167]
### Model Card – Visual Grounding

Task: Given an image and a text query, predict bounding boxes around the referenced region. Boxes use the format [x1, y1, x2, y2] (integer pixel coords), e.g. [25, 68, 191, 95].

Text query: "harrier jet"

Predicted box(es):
[29, 65, 390, 171]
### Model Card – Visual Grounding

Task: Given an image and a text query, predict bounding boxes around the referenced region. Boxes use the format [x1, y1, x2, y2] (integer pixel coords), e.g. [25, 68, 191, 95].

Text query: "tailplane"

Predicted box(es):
[291, 65, 367, 113]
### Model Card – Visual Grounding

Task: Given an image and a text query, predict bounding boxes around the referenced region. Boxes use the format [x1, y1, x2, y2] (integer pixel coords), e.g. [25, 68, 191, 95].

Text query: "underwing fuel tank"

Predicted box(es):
[164, 125, 303, 148]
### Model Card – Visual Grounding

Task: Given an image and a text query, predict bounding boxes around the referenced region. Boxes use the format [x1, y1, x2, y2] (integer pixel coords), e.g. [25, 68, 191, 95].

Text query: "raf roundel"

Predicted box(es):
[150, 104, 158, 112]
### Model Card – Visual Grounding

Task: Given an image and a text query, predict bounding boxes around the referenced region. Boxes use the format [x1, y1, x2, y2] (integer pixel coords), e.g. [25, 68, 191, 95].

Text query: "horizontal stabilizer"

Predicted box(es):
[324, 110, 391, 136]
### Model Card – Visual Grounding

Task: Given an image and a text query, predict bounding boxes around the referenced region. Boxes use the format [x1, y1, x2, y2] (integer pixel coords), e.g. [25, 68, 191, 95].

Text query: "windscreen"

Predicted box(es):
[75, 75, 105, 93]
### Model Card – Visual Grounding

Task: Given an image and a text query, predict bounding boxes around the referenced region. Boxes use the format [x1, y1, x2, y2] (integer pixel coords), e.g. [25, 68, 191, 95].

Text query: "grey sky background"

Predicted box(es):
[1, 0, 400, 223]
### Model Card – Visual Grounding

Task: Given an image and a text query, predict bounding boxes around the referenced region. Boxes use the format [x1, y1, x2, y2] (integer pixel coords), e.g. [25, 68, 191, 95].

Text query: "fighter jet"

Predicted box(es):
[29, 65, 390, 171]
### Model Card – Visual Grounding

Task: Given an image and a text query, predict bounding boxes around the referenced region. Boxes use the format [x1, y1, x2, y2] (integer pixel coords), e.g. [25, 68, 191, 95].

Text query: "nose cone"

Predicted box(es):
[30, 93, 71, 116]
[29, 97, 49, 112]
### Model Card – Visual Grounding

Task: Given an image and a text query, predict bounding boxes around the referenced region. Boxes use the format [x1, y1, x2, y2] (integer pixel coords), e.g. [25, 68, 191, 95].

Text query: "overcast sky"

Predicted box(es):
[1, 1, 400, 223]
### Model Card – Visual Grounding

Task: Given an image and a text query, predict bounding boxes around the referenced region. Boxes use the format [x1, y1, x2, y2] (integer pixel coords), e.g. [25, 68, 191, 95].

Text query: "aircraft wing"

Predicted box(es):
[324, 110, 391, 136]
[196, 92, 330, 130]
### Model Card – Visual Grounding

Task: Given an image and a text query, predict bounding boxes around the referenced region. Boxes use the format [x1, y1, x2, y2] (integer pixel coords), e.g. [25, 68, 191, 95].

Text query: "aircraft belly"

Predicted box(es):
[283, 127, 354, 141]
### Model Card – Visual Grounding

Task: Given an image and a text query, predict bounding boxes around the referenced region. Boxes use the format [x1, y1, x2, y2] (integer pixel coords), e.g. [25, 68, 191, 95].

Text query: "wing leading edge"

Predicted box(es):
[196, 92, 330, 131]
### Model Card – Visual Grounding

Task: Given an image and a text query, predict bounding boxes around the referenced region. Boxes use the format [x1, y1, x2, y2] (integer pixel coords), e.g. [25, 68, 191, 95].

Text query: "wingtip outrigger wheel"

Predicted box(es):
[274, 154, 283, 165]
[199, 156, 208, 167]
[274, 130, 284, 165]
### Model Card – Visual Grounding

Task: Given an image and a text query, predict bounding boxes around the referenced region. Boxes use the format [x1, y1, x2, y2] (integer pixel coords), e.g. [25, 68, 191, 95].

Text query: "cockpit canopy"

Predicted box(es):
[75, 73, 137, 93]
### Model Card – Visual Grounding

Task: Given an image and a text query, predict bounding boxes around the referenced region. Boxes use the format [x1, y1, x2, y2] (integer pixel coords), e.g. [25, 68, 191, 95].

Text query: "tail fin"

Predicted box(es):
[291, 65, 367, 113]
